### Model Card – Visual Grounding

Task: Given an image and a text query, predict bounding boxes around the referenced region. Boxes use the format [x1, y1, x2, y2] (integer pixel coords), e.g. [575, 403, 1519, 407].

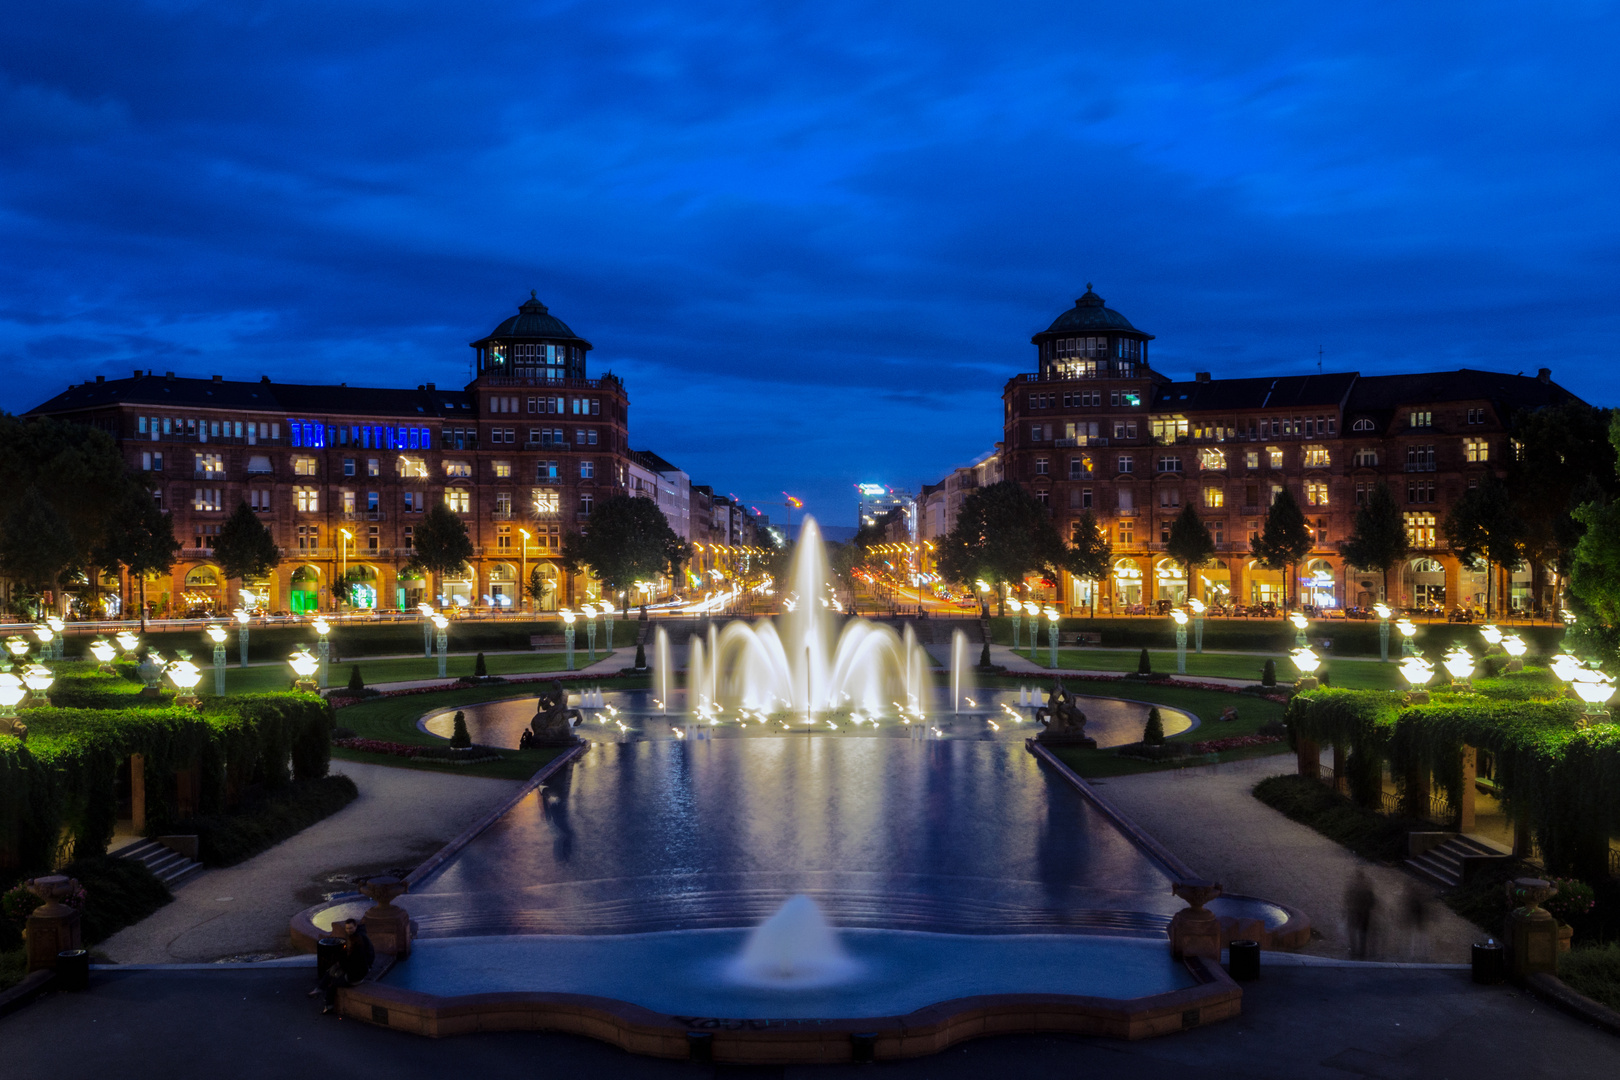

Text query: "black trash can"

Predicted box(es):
[1472, 940, 1506, 984]
[851, 1032, 877, 1063]
[687, 1031, 714, 1063]
[1227, 939, 1261, 981]
[315, 935, 347, 981]
[55, 949, 90, 992]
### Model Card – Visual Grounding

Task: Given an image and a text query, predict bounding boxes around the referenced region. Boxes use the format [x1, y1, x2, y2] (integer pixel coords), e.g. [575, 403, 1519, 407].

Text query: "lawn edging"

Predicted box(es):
[1526, 971, 1620, 1037]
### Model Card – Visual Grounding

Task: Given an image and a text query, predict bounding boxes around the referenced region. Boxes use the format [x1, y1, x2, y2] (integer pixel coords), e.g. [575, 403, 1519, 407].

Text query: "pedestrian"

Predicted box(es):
[310, 918, 377, 1015]
[1403, 881, 1430, 961]
[1345, 869, 1378, 960]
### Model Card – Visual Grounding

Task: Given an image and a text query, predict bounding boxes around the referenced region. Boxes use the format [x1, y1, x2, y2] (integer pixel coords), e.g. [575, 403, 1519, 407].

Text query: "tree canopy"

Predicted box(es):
[1507, 401, 1619, 581]
[1340, 482, 1407, 602]
[1064, 510, 1112, 616]
[566, 495, 681, 597]
[1165, 505, 1216, 590]
[93, 481, 180, 628]
[408, 503, 475, 605]
[936, 481, 1064, 607]
[1250, 488, 1314, 607]
[1443, 472, 1524, 614]
[212, 502, 280, 585]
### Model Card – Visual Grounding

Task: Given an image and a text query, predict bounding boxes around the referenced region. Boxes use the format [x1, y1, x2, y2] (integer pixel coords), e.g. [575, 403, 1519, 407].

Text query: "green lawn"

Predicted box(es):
[210, 649, 587, 695]
[1036, 649, 1407, 690]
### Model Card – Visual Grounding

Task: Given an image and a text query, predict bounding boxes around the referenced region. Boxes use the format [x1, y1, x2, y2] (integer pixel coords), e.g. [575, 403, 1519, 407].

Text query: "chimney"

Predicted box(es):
[96, 375, 105, 384]
[212, 374, 222, 383]
[134, 369, 143, 378]
[261, 375, 271, 383]
[1195, 372, 1211, 383]
[1537, 367, 1551, 385]
[165, 371, 175, 380]
[426, 382, 436, 391]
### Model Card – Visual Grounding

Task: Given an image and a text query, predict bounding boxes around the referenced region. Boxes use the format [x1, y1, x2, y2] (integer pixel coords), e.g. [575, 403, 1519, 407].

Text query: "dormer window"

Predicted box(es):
[1351, 418, 1375, 432]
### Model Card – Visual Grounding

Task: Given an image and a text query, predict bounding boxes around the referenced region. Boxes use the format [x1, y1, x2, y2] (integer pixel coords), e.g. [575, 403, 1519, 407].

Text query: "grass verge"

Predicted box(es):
[172, 775, 359, 866]
[1559, 944, 1620, 1012]
[1041, 649, 1406, 690]
[216, 650, 579, 695]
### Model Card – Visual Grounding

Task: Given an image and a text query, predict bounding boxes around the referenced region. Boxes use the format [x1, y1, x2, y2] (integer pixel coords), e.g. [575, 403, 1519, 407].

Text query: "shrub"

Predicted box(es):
[474, 652, 488, 677]
[635, 643, 646, 669]
[979, 643, 991, 667]
[1262, 659, 1277, 686]
[1252, 774, 1418, 863]
[1137, 648, 1151, 675]
[1559, 944, 1620, 1012]
[347, 665, 365, 693]
[1, 855, 170, 952]
[1543, 878, 1597, 925]
[1142, 707, 1165, 745]
[450, 710, 472, 748]
[172, 775, 358, 866]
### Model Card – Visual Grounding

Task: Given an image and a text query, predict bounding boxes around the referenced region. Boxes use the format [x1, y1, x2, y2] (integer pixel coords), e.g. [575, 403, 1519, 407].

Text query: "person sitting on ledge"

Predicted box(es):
[310, 918, 375, 1015]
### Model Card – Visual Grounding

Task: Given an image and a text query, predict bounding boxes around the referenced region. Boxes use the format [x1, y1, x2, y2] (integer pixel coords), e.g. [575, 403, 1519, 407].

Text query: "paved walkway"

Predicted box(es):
[981, 644, 1267, 687]
[1091, 755, 1484, 962]
[3, 964, 1612, 1078]
[348, 649, 628, 694]
[97, 762, 521, 963]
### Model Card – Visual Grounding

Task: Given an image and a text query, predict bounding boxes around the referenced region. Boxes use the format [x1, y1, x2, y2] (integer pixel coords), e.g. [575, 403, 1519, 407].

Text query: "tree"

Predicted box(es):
[0, 486, 74, 603]
[664, 534, 692, 587]
[936, 481, 1064, 614]
[1569, 494, 1620, 655]
[408, 503, 475, 608]
[1250, 488, 1314, 609]
[92, 484, 180, 630]
[567, 495, 681, 605]
[1442, 473, 1524, 617]
[525, 565, 553, 608]
[1064, 510, 1112, 618]
[1340, 483, 1408, 604]
[1142, 707, 1165, 745]
[1507, 402, 1619, 611]
[212, 502, 279, 603]
[1165, 505, 1215, 601]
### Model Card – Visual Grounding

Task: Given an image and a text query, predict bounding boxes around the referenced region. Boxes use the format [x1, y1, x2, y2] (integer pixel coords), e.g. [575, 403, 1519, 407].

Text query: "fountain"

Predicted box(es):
[727, 894, 861, 987]
[949, 629, 974, 715]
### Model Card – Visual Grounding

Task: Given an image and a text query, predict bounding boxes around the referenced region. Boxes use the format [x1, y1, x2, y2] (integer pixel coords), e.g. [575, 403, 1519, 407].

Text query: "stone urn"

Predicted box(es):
[24, 875, 83, 973]
[358, 875, 413, 960]
[1508, 877, 1558, 917]
[1169, 879, 1224, 961]
[1505, 877, 1559, 978]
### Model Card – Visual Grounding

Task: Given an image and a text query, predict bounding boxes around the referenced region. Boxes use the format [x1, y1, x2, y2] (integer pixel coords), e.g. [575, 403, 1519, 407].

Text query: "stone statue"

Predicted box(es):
[1035, 679, 1095, 747]
[528, 686, 582, 746]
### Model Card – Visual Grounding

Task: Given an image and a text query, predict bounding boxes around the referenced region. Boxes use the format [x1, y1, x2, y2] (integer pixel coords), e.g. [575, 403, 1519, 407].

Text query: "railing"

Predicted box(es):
[192, 470, 227, 479]
[479, 375, 617, 390]
[490, 510, 514, 520]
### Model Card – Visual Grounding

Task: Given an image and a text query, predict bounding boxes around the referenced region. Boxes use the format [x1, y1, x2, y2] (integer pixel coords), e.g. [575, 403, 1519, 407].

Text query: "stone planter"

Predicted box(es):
[23, 876, 82, 973]
[1556, 922, 1573, 954]
[359, 875, 414, 960]
[1168, 879, 1223, 960]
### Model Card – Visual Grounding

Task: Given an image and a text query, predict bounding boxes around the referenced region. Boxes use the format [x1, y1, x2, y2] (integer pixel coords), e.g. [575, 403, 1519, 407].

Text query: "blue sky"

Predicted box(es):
[2, 2, 1617, 526]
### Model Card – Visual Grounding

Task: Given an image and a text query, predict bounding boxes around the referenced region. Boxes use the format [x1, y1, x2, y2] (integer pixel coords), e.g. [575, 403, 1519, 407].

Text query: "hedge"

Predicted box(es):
[1284, 669, 1619, 880]
[0, 691, 332, 881]
[43, 660, 173, 710]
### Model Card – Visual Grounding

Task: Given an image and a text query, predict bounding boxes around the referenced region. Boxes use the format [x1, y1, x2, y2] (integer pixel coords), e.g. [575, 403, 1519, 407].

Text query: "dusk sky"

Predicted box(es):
[3, 2, 1617, 526]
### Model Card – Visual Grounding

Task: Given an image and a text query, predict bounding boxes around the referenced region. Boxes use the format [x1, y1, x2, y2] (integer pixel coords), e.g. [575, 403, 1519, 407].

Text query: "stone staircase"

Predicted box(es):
[118, 837, 204, 889]
[1405, 834, 1513, 887]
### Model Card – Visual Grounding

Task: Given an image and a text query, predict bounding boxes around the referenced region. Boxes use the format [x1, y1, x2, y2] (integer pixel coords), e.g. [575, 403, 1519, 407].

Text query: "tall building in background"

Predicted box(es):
[857, 483, 916, 537]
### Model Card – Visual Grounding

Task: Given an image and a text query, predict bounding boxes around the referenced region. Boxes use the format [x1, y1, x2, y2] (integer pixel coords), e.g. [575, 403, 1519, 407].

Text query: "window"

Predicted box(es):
[494, 492, 513, 516]
[1156, 455, 1182, 473]
[1352, 418, 1376, 433]
[343, 458, 356, 477]
[1081, 488, 1092, 509]
[1030, 424, 1044, 441]
[1117, 455, 1134, 474]
[295, 486, 319, 512]
[1159, 487, 1180, 508]
[497, 525, 512, 552]
[1150, 416, 1189, 442]
[1407, 480, 1436, 504]
[1204, 486, 1224, 508]
[1118, 523, 1133, 545]
[367, 491, 379, 512]
[1355, 482, 1370, 505]
[141, 451, 164, 471]
[580, 461, 595, 479]
[1405, 444, 1436, 472]
[1118, 489, 1134, 513]
[1268, 448, 1284, 468]
[193, 488, 222, 511]
[367, 458, 380, 477]
[1034, 457, 1049, 475]
[445, 460, 472, 478]
[1465, 438, 1489, 463]
[1211, 520, 1224, 546]
[1245, 450, 1260, 470]
[1244, 483, 1260, 508]
[193, 453, 223, 477]
[1303, 446, 1330, 468]
[293, 456, 318, 476]
[533, 489, 560, 515]
[367, 526, 380, 552]
[587, 429, 598, 446]
[493, 460, 513, 478]
[537, 460, 559, 481]
[1035, 490, 1049, 507]
[1161, 520, 1173, 544]
[398, 456, 426, 478]
[1109, 391, 1141, 407]
[1353, 448, 1379, 467]
[403, 491, 423, 513]
[1111, 421, 1138, 439]
[445, 489, 470, 513]
[1199, 448, 1226, 470]
[1409, 410, 1433, 429]
[341, 490, 356, 515]
[403, 526, 413, 551]
[1405, 512, 1437, 548]
[1069, 456, 1092, 479]
[249, 489, 271, 512]
[580, 493, 594, 515]
[1306, 480, 1330, 506]
[1467, 408, 1485, 425]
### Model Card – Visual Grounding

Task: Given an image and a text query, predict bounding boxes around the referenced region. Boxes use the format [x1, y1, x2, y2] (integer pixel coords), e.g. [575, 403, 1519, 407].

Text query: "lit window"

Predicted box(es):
[1303, 446, 1330, 468]
[1199, 448, 1226, 470]
[1465, 438, 1489, 463]
[533, 489, 560, 515]
[1069, 456, 1092, 479]
[293, 456, 318, 476]
[1268, 448, 1284, 468]
[295, 486, 319, 512]
[1245, 450, 1260, 469]
[444, 489, 470, 512]
[1409, 411, 1432, 428]
[1405, 512, 1437, 548]
[580, 461, 595, 479]
[494, 461, 513, 478]
[1204, 486, 1224, 508]
[192, 488, 222, 511]
[398, 456, 427, 478]
[367, 458, 380, 477]
[445, 460, 472, 478]
[1306, 481, 1330, 506]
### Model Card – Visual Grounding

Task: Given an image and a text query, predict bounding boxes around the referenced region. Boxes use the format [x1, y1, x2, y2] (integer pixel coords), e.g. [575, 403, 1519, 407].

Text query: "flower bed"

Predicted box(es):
[1188, 734, 1284, 754]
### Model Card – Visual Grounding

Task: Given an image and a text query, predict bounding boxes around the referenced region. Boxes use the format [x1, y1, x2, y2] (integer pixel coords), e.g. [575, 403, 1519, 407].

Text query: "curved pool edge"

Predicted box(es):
[334, 953, 1240, 1059]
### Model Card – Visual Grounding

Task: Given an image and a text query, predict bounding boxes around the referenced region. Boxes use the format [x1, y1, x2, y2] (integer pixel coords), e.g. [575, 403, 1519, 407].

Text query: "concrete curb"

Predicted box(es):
[0, 969, 53, 1019]
[1526, 972, 1620, 1037]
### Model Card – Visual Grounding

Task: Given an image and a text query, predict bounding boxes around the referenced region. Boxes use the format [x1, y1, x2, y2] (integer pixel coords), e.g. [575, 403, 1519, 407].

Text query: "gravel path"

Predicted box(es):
[1091, 754, 1486, 962]
[97, 761, 521, 964]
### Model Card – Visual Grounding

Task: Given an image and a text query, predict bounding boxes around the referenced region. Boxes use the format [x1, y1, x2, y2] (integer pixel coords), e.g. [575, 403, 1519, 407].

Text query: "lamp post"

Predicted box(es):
[1400, 654, 1434, 704]
[33, 624, 53, 662]
[1560, 609, 1577, 649]
[602, 599, 616, 652]
[313, 617, 331, 689]
[1045, 606, 1059, 668]
[582, 604, 598, 664]
[1396, 618, 1418, 657]
[166, 654, 202, 707]
[1501, 634, 1527, 672]
[418, 602, 434, 657]
[518, 529, 532, 613]
[234, 608, 251, 668]
[1009, 599, 1023, 651]
[1290, 645, 1321, 691]
[0, 671, 23, 723]
[289, 647, 319, 693]
[5, 637, 29, 663]
[1550, 652, 1583, 685]
[1374, 603, 1392, 662]
[1172, 608, 1189, 674]
[206, 624, 227, 696]
[562, 609, 576, 671]
[432, 614, 449, 678]
[46, 616, 64, 660]
[1289, 611, 1309, 648]
[1570, 665, 1615, 726]
[116, 630, 140, 659]
[1442, 645, 1475, 691]
[20, 662, 54, 706]
[90, 638, 118, 673]
[1188, 597, 1206, 653]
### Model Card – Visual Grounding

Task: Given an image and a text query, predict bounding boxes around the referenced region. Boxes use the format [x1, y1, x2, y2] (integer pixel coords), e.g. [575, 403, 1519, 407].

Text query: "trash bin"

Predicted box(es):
[1227, 939, 1261, 981]
[851, 1032, 878, 1063]
[1472, 940, 1505, 984]
[316, 935, 347, 981]
[55, 949, 90, 991]
[686, 1031, 714, 1063]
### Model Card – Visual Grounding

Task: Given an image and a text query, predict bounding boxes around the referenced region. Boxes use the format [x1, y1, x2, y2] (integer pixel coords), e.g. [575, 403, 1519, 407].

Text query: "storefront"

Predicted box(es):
[1247, 560, 1284, 607]
[1112, 558, 1143, 609]
[1405, 557, 1446, 611]
[182, 566, 223, 616]
[1302, 559, 1337, 609]
[1196, 560, 1231, 606]
[290, 566, 321, 614]
[396, 568, 425, 611]
[342, 565, 379, 610]
[487, 563, 517, 609]
[441, 564, 475, 608]
[1154, 558, 1187, 606]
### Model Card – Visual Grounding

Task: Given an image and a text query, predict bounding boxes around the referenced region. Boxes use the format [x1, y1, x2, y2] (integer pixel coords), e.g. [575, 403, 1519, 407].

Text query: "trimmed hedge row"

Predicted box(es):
[50, 619, 573, 663]
[0, 691, 333, 880]
[44, 661, 173, 710]
[1285, 671, 1620, 880]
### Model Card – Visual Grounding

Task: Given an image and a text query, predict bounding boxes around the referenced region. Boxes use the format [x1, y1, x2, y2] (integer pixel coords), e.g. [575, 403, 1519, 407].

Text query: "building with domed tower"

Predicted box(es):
[22, 293, 639, 617]
[1000, 285, 1586, 616]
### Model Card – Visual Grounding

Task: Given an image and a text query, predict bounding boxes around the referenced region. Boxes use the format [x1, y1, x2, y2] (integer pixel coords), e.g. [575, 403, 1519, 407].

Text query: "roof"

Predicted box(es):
[631, 448, 684, 475]
[471, 292, 591, 347]
[26, 372, 476, 420]
[1036, 285, 1154, 340]
[1152, 372, 1358, 412]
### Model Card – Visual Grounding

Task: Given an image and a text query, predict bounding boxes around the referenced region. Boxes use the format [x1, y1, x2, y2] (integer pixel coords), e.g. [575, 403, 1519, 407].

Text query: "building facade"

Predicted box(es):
[25, 294, 634, 616]
[1002, 286, 1583, 614]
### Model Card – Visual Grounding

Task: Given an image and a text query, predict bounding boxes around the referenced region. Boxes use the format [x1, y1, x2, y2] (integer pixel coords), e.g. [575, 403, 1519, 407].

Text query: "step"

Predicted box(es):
[1405, 853, 1460, 887]
[117, 839, 205, 888]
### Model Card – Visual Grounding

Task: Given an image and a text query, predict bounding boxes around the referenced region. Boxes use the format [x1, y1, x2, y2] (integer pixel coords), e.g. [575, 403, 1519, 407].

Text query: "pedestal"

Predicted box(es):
[359, 876, 413, 959]
[1169, 880, 1224, 960]
[24, 877, 83, 973]
[1505, 878, 1559, 978]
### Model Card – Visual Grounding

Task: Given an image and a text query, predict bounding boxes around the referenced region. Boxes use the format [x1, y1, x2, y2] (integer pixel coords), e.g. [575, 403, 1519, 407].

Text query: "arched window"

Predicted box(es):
[1351, 418, 1376, 432]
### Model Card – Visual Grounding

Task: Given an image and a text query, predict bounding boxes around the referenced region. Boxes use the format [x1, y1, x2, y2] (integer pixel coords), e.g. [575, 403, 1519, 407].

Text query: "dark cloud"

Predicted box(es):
[1, 1, 1616, 523]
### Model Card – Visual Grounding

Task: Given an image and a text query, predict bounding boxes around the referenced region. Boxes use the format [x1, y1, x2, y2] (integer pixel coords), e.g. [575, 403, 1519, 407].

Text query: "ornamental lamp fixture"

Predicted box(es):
[166, 658, 202, 705]
[313, 617, 331, 637]
[90, 639, 117, 664]
[1291, 646, 1321, 674]
[601, 600, 615, 614]
[1289, 613, 1308, 631]
[1188, 598, 1206, 614]
[46, 616, 64, 634]
[116, 630, 140, 654]
[1400, 655, 1435, 702]
[1501, 635, 1528, 657]
[417, 602, 434, 616]
[430, 614, 449, 631]
[1373, 603, 1392, 620]
[0, 673, 24, 718]
[33, 624, 52, 646]
[1171, 609, 1189, 625]
[1550, 654, 1584, 683]
[1044, 606, 1060, 622]
[581, 604, 597, 619]
[234, 608, 251, 626]
[6, 637, 31, 659]
[288, 648, 319, 684]
[1570, 666, 1616, 723]
[1442, 646, 1475, 686]
[1396, 619, 1417, 638]
[1007, 599, 1024, 614]
[206, 625, 227, 646]
[1480, 624, 1503, 646]
[561, 609, 575, 624]
[21, 663, 53, 694]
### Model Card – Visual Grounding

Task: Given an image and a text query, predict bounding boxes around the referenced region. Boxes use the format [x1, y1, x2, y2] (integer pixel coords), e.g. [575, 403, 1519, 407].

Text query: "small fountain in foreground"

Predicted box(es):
[727, 894, 861, 987]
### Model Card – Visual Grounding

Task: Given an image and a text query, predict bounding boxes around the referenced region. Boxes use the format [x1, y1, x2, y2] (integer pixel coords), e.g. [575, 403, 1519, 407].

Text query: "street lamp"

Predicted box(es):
[1400, 654, 1434, 704]
[1290, 645, 1322, 691]
[582, 604, 598, 664]
[518, 528, 532, 613]
[206, 624, 228, 696]
[166, 655, 202, 707]
[1045, 606, 1059, 668]
[21, 662, 54, 704]
[1570, 665, 1615, 725]
[1550, 653, 1583, 684]
[90, 638, 117, 673]
[6, 637, 31, 661]
[561, 608, 576, 671]
[1501, 634, 1527, 672]
[1289, 611, 1308, 648]
[289, 647, 319, 693]
[1396, 618, 1418, 657]
[234, 608, 251, 668]
[431, 614, 449, 678]
[0, 672, 24, 721]
[116, 630, 140, 657]
[418, 602, 435, 658]
[1373, 603, 1392, 662]
[1171, 608, 1189, 674]
[1442, 645, 1475, 690]
[602, 599, 616, 652]
[1008, 599, 1024, 651]
[313, 617, 331, 689]
[46, 616, 64, 660]
[1188, 597, 1206, 653]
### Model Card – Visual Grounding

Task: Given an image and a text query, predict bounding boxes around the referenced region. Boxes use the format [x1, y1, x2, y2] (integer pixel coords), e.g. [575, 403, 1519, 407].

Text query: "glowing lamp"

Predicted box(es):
[1550, 654, 1584, 683]
[1373, 603, 1392, 620]
[1396, 619, 1417, 639]
[1188, 598, 1206, 614]
[581, 605, 597, 619]
[33, 625, 52, 645]
[601, 600, 615, 614]
[976, 580, 990, 593]
[1571, 667, 1616, 710]
[1501, 635, 1528, 658]
[288, 649, 319, 680]
[1480, 624, 1503, 646]
[90, 639, 117, 664]
[561, 609, 576, 625]
[1171, 609, 1189, 626]
[6, 637, 30, 658]
[1442, 646, 1475, 682]
[418, 602, 434, 616]
[233, 608, 251, 626]
[1289, 612, 1308, 630]
[1044, 606, 1060, 622]
[205, 625, 226, 646]
[430, 614, 448, 631]
[166, 659, 201, 692]
[0, 674, 24, 711]
[1007, 599, 1024, 614]
[46, 616, 64, 634]
[1290, 646, 1321, 675]
[21, 664, 53, 693]
[116, 631, 140, 653]
[1400, 655, 1434, 687]
[313, 617, 331, 637]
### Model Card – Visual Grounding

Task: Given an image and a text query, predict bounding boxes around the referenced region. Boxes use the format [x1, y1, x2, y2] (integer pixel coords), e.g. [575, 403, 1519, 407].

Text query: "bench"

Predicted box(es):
[529, 634, 565, 648]
[1059, 631, 1102, 646]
